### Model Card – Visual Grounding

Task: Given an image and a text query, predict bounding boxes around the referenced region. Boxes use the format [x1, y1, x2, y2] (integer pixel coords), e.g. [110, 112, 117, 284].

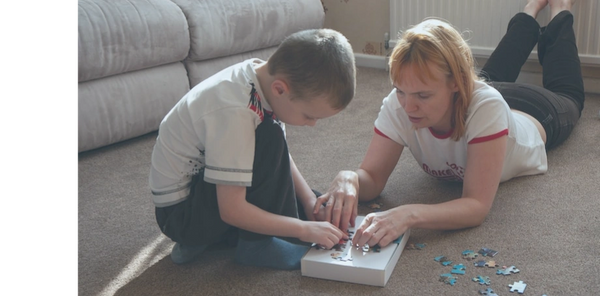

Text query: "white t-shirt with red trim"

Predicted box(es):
[374, 80, 547, 182]
[149, 59, 283, 207]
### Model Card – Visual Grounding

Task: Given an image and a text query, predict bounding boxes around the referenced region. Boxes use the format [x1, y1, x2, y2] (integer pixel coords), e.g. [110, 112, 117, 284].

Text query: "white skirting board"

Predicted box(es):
[354, 53, 600, 94]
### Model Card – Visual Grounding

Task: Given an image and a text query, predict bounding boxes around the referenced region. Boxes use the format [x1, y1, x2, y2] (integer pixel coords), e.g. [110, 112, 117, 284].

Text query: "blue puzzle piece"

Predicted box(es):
[479, 288, 498, 296]
[434, 255, 452, 266]
[478, 247, 498, 257]
[472, 275, 491, 286]
[451, 264, 466, 275]
[439, 273, 457, 286]
[434, 256, 446, 262]
[462, 249, 479, 260]
[392, 235, 404, 244]
[474, 260, 486, 267]
[496, 265, 520, 276]
[414, 243, 426, 249]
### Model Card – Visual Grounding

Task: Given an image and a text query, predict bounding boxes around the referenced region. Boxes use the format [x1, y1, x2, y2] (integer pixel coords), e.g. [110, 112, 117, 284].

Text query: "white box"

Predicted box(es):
[301, 216, 410, 287]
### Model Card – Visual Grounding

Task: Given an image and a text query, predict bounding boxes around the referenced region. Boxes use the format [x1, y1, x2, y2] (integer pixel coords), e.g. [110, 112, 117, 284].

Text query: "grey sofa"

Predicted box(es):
[78, 0, 325, 152]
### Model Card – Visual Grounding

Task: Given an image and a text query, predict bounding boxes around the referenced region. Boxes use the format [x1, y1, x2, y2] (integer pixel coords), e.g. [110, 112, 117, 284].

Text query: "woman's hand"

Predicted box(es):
[313, 170, 359, 233]
[352, 206, 413, 248]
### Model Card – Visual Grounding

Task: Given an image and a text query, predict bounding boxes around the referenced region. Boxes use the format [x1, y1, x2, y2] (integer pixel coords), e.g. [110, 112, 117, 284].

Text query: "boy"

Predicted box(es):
[149, 29, 356, 270]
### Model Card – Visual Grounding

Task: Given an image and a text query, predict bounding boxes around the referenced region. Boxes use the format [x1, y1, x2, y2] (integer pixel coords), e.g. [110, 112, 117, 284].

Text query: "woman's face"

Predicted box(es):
[394, 63, 459, 135]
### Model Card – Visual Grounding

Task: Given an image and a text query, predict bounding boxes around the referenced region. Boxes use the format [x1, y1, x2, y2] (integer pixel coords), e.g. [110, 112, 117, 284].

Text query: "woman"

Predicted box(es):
[315, 0, 584, 248]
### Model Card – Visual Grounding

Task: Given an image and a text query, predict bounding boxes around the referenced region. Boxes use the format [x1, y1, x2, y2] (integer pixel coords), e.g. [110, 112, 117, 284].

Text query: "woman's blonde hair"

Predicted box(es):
[389, 18, 480, 140]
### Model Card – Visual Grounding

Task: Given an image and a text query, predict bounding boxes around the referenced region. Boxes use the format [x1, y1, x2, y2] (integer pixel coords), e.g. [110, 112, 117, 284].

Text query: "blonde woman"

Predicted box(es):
[316, 0, 584, 248]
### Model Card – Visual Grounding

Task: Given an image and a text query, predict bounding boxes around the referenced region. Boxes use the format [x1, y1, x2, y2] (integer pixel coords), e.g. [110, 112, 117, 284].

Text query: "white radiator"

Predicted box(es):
[389, 0, 600, 65]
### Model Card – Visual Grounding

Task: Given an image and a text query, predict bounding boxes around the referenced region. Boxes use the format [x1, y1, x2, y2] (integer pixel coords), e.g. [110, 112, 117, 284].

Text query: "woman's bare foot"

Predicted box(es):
[524, 0, 549, 18]
[548, 0, 575, 19]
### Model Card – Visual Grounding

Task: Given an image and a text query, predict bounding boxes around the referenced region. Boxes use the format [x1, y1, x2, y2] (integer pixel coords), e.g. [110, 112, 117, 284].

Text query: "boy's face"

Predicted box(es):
[275, 94, 340, 126]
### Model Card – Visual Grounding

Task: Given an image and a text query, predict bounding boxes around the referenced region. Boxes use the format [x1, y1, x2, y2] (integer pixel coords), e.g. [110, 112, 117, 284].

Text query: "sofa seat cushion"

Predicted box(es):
[78, 0, 189, 82]
[171, 0, 324, 62]
[78, 62, 189, 152]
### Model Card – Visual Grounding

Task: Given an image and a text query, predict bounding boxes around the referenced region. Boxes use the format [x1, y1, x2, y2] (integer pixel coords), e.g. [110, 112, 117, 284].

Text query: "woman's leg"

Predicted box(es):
[479, 1, 544, 82]
[489, 0, 583, 149]
[487, 81, 579, 149]
[537, 1, 584, 113]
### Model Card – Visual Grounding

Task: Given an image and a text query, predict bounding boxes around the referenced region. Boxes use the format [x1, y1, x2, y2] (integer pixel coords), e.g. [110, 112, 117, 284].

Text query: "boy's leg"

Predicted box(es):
[241, 117, 299, 239]
[234, 116, 310, 270]
[155, 171, 235, 264]
[480, 13, 540, 82]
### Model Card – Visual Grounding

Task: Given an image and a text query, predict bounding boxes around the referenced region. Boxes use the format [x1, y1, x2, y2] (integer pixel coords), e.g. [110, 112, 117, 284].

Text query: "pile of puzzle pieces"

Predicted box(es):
[424, 247, 541, 294]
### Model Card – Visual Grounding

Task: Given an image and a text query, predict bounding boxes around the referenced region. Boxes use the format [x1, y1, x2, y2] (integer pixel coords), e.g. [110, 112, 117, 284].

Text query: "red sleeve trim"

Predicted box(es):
[468, 129, 508, 144]
[374, 127, 391, 139]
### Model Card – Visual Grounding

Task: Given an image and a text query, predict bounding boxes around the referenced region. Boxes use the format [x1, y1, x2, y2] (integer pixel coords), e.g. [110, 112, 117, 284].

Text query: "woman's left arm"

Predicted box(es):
[353, 135, 507, 247]
[413, 134, 508, 228]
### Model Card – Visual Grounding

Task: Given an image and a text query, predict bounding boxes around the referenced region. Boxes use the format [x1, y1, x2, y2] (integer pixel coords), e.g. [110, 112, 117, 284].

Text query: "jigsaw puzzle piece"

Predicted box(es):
[508, 280, 527, 293]
[434, 255, 453, 266]
[405, 243, 426, 250]
[414, 243, 426, 249]
[472, 275, 491, 286]
[392, 235, 404, 244]
[479, 288, 499, 296]
[451, 264, 466, 275]
[484, 260, 499, 268]
[474, 260, 487, 267]
[439, 273, 457, 286]
[478, 247, 498, 257]
[496, 265, 520, 275]
[462, 249, 479, 260]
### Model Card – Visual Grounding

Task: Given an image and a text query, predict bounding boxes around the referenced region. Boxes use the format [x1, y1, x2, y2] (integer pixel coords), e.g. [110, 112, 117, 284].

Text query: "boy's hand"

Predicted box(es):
[313, 170, 359, 233]
[299, 221, 347, 249]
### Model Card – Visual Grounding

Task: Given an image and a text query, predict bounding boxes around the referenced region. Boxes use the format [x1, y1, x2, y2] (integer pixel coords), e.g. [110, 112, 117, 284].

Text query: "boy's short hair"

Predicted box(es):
[268, 28, 356, 110]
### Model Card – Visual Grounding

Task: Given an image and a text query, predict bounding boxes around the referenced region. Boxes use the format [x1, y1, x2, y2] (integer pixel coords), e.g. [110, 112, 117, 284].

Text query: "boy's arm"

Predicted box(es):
[216, 184, 345, 248]
[289, 154, 319, 221]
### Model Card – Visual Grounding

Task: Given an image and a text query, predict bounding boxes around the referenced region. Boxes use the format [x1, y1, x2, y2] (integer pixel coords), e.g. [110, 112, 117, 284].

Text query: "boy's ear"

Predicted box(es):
[272, 79, 290, 96]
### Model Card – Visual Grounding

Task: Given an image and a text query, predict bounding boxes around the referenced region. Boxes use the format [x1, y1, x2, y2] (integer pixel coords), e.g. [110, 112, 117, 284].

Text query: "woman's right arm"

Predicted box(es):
[315, 133, 404, 232]
[356, 133, 404, 201]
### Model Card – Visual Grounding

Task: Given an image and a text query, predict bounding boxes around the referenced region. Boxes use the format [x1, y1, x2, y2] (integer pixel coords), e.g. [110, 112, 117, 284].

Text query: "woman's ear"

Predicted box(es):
[448, 78, 460, 93]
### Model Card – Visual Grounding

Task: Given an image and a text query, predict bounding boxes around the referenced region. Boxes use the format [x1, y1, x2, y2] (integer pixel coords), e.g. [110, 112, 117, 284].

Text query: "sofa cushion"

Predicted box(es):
[78, 62, 189, 152]
[185, 46, 276, 87]
[78, 0, 189, 82]
[171, 0, 325, 62]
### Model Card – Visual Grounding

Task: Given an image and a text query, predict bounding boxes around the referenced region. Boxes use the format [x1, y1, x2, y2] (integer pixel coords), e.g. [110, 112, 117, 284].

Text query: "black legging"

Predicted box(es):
[479, 11, 584, 149]
[155, 113, 299, 246]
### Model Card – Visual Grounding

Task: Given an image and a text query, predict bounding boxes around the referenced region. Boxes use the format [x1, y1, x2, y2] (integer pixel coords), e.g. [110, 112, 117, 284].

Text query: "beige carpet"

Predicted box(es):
[79, 67, 600, 296]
